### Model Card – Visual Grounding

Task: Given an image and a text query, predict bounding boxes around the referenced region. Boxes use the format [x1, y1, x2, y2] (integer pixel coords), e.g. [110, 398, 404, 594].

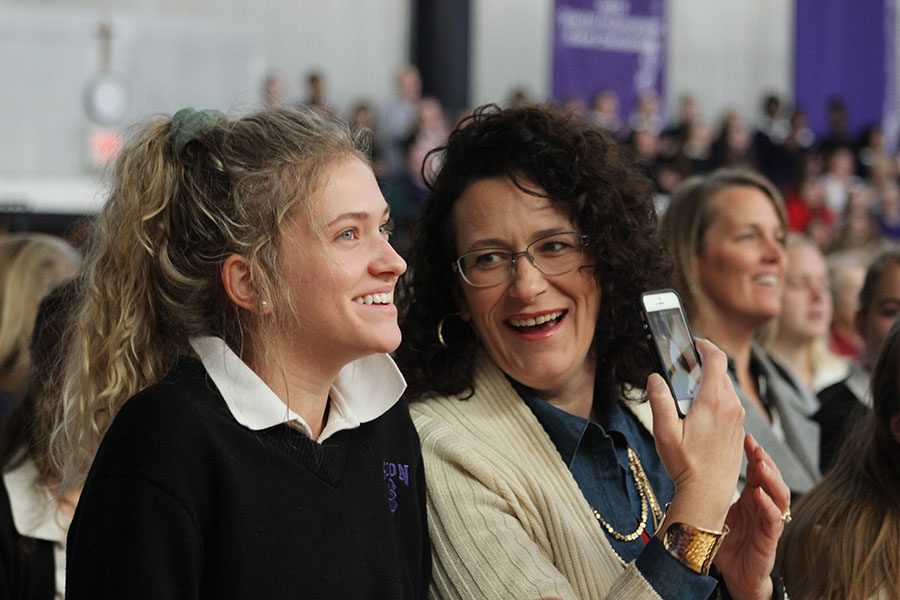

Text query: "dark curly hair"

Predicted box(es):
[395, 104, 671, 402]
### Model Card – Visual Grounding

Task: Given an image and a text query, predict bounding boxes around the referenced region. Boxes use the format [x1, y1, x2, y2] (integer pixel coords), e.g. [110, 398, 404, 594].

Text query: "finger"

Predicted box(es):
[692, 338, 728, 394]
[753, 447, 791, 512]
[754, 486, 785, 538]
[647, 372, 680, 448]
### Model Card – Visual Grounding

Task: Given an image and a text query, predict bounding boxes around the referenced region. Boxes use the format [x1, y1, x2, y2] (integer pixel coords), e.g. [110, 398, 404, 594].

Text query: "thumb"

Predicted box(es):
[647, 372, 679, 448]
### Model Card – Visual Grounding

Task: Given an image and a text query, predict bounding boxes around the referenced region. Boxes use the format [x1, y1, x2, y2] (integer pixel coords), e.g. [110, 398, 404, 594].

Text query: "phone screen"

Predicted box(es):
[643, 293, 701, 415]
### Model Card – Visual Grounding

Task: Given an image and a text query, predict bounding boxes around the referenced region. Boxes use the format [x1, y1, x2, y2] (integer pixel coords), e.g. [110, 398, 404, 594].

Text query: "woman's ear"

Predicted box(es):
[221, 254, 268, 313]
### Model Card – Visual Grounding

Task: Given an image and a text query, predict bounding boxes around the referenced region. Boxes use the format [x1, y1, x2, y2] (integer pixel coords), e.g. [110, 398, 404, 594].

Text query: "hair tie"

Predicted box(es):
[170, 107, 226, 154]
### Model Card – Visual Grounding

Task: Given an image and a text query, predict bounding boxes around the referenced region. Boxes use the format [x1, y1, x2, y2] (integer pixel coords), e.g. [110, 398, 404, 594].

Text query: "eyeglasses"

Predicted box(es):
[452, 231, 591, 288]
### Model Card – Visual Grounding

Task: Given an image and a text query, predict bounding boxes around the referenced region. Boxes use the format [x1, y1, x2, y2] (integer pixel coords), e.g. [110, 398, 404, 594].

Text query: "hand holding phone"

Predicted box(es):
[641, 289, 702, 417]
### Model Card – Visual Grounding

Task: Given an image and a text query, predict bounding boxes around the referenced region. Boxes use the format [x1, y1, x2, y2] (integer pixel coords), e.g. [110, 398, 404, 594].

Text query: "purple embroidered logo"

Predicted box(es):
[383, 461, 410, 514]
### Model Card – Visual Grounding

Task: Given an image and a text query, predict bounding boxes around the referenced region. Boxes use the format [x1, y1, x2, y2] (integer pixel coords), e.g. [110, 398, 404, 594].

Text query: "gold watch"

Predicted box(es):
[661, 521, 730, 575]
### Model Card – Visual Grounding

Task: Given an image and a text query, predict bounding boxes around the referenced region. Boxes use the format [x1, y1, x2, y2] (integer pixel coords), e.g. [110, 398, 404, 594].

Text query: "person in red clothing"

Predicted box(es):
[784, 176, 834, 239]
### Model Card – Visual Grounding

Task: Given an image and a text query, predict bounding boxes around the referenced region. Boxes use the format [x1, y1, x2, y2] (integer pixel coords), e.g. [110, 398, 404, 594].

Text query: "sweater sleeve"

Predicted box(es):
[417, 414, 660, 600]
[66, 475, 202, 599]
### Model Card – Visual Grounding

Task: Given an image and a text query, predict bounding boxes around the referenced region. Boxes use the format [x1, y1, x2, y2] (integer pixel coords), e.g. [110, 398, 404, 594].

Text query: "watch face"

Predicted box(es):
[84, 73, 130, 125]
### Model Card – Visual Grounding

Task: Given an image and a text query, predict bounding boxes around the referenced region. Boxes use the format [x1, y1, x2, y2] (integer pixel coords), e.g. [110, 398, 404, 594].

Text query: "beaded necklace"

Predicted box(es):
[591, 447, 664, 542]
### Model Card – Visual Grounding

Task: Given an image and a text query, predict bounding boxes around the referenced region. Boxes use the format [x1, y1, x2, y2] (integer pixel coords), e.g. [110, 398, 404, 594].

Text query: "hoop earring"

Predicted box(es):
[436, 312, 461, 349]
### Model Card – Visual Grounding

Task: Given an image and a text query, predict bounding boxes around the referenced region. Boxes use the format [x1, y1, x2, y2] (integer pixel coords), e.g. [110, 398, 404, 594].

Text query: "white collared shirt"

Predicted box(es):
[3, 458, 69, 599]
[844, 362, 872, 407]
[189, 337, 406, 442]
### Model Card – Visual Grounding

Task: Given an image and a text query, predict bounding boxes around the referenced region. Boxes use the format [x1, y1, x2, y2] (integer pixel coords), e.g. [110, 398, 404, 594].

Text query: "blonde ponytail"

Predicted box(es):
[49, 107, 370, 487]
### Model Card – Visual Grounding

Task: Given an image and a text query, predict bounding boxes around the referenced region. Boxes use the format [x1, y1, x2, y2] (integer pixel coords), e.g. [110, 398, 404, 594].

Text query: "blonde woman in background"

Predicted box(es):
[764, 235, 848, 392]
[827, 251, 868, 360]
[1, 282, 80, 600]
[779, 319, 900, 600]
[52, 107, 429, 598]
[0, 233, 80, 423]
[661, 169, 821, 494]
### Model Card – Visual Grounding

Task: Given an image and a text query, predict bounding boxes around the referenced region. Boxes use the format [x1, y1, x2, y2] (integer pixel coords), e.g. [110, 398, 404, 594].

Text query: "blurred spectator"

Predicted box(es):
[827, 251, 868, 361]
[627, 90, 662, 134]
[414, 97, 449, 149]
[348, 102, 386, 177]
[588, 88, 625, 140]
[507, 87, 533, 109]
[818, 97, 853, 157]
[780, 318, 900, 600]
[0, 234, 80, 426]
[765, 235, 848, 392]
[300, 70, 331, 114]
[710, 110, 753, 170]
[820, 146, 863, 215]
[875, 180, 900, 243]
[381, 65, 422, 177]
[816, 249, 900, 473]
[660, 93, 699, 151]
[781, 107, 816, 187]
[828, 184, 883, 255]
[558, 95, 587, 119]
[628, 126, 662, 189]
[856, 125, 888, 180]
[384, 135, 432, 257]
[753, 93, 791, 189]
[262, 72, 284, 107]
[675, 119, 713, 175]
[784, 177, 834, 238]
[0, 282, 79, 600]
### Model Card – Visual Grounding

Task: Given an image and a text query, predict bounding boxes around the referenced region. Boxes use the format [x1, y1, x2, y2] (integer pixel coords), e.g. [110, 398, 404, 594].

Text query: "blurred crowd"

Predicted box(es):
[264, 67, 900, 269]
[1, 65, 900, 599]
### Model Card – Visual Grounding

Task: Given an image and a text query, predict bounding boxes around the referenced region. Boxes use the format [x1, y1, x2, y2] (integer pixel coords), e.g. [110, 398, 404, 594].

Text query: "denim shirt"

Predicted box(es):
[514, 380, 718, 600]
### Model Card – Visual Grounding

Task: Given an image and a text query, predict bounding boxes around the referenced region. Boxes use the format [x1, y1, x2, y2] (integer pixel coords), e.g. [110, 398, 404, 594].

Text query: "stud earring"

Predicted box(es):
[260, 300, 269, 310]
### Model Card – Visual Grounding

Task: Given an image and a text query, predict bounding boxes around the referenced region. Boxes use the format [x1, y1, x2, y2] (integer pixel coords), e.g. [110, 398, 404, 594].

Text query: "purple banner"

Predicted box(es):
[794, 0, 893, 139]
[552, 0, 666, 123]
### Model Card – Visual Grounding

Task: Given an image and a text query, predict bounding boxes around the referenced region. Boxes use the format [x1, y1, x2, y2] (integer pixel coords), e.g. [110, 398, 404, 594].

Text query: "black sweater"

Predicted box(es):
[66, 358, 430, 599]
[0, 476, 54, 600]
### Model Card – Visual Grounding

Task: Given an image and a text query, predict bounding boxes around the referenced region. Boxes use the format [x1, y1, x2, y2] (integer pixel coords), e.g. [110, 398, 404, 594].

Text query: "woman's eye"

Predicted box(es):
[338, 229, 358, 241]
[536, 240, 571, 254]
[379, 219, 395, 238]
[473, 251, 507, 269]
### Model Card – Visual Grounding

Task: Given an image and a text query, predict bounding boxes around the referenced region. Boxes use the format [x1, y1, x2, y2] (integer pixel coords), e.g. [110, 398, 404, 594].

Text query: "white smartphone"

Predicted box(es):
[640, 289, 702, 417]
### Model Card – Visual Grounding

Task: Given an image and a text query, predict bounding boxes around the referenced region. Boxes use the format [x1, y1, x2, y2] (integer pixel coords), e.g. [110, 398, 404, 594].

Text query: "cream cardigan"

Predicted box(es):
[410, 357, 662, 600]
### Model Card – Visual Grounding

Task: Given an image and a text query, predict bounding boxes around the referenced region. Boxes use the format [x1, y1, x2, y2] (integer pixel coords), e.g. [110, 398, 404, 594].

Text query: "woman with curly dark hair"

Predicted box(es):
[396, 105, 790, 599]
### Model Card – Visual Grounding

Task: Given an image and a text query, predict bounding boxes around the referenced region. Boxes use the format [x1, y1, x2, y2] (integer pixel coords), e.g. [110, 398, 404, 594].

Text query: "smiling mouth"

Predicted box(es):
[352, 292, 393, 305]
[752, 274, 779, 286]
[506, 310, 566, 332]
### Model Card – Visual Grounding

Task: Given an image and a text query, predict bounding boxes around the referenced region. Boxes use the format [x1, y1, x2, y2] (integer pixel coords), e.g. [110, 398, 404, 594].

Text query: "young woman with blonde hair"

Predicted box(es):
[763, 234, 848, 392]
[0, 233, 79, 421]
[53, 107, 429, 598]
[779, 319, 900, 599]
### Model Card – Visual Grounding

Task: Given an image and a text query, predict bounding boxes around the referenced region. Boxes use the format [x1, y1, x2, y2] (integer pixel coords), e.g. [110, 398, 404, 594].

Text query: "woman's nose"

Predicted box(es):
[507, 256, 546, 300]
[374, 237, 407, 278]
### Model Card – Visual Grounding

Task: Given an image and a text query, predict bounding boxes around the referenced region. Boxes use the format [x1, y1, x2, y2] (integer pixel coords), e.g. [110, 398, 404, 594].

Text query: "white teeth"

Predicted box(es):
[353, 292, 393, 305]
[753, 274, 779, 286]
[509, 311, 563, 328]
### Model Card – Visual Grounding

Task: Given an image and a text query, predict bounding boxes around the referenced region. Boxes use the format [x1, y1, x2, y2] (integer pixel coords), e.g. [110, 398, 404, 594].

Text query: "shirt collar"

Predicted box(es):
[189, 336, 405, 442]
[512, 377, 632, 466]
[2, 458, 68, 543]
[845, 362, 871, 406]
